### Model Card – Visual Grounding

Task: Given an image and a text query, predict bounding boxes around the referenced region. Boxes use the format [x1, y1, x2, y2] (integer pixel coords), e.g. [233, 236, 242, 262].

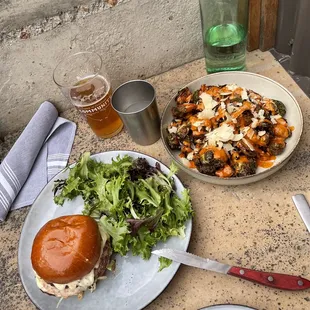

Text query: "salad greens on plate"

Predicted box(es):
[53, 152, 193, 270]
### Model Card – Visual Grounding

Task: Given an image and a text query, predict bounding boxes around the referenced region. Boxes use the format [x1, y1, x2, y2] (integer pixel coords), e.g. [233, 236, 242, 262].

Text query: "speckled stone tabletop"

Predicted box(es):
[1, 50, 310, 310]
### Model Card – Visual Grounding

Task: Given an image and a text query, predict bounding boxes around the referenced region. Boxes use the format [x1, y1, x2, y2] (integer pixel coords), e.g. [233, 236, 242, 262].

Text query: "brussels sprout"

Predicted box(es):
[236, 138, 257, 157]
[230, 96, 243, 103]
[175, 87, 192, 104]
[167, 133, 180, 150]
[235, 159, 257, 177]
[273, 100, 286, 117]
[231, 153, 257, 177]
[268, 138, 286, 155]
[256, 120, 273, 133]
[171, 106, 187, 118]
[192, 90, 200, 103]
[194, 150, 225, 176]
[177, 124, 190, 139]
[171, 104, 197, 118]
[241, 110, 254, 126]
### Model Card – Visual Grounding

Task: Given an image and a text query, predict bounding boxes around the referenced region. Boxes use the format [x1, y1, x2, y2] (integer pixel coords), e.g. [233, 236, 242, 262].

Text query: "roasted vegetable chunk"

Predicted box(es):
[177, 124, 190, 139]
[268, 137, 286, 155]
[256, 120, 274, 133]
[167, 133, 180, 150]
[194, 150, 225, 176]
[238, 110, 253, 127]
[273, 123, 291, 139]
[175, 87, 192, 104]
[236, 138, 256, 157]
[273, 100, 286, 117]
[216, 165, 234, 178]
[192, 90, 200, 103]
[172, 104, 197, 118]
[231, 152, 257, 177]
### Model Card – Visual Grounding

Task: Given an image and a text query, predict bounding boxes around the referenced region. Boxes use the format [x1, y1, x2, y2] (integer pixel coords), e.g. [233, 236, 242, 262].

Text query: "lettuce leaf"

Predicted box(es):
[158, 257, 173, 271]
[54, 153, 193, 271]
[99, 215, 130, 256]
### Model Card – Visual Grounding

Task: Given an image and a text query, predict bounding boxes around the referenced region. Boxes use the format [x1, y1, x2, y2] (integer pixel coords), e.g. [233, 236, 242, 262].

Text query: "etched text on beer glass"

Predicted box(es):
[70, 75, 123, 138]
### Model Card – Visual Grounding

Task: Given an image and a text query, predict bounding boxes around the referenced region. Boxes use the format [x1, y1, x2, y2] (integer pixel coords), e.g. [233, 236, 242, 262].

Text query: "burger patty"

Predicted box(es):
[35, 239, 112, 298]
[94, 239, 113, 279]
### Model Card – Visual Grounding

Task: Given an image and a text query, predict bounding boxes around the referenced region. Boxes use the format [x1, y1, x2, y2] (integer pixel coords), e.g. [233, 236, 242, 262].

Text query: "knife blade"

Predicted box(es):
[292, 194, 310, 233]
[152, 248, 310, 291]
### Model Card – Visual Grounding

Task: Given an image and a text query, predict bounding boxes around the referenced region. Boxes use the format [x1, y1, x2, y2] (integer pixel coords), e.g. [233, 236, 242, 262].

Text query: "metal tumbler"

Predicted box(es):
[111, 80, 160, 146]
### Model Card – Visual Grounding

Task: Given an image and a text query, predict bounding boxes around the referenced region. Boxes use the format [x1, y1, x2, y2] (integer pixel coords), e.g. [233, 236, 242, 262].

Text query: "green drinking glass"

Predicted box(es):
[199, 0, 249, 73]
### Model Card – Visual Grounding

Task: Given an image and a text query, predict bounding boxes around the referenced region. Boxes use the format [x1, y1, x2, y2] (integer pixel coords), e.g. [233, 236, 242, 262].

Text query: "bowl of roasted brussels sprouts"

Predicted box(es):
[161, 72, 303, 185]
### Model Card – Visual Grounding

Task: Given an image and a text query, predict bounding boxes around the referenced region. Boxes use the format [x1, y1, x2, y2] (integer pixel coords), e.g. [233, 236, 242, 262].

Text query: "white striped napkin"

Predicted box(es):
[0, 101, 76, 221]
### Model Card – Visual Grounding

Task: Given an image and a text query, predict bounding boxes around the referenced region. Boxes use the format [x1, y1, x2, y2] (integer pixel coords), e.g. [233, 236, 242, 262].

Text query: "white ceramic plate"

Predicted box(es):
[18, 151, 192, 310]
[200, 305, 257, 310]
[161, 71, 303, 185]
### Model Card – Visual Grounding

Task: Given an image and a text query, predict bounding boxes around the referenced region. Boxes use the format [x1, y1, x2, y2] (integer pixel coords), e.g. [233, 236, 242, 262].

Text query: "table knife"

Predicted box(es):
[152, 249, 310, 291]
[292, 194, 310, 233]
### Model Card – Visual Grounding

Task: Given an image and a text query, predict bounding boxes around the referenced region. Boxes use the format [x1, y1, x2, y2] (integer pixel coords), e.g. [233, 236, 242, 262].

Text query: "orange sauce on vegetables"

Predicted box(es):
[273, 124, 290, 138]
[257, 153, 276, 169]
[192, 131, 204, 137]
[206, 86, 221, 97]
[213, 149, 228, 162]
[181, 146, 192, 154]
[199, 146, 228, 162]
[263, 99, 276, 113]
[215, 107, 226, 121]
[231, 101, 251, 119]
[204, 119, 212, 128]
[246, 131, 269, 147]
[188, 161, 196, 169]
[257, 160, 275, 169]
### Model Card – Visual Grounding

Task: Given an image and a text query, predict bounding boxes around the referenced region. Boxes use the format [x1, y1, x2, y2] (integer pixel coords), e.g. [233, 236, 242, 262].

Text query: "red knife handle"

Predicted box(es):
[228, 266, 310, 290]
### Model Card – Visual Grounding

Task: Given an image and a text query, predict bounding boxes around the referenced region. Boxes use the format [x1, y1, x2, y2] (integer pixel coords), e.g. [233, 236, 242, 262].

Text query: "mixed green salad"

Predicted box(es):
[53, 152, 193, 271]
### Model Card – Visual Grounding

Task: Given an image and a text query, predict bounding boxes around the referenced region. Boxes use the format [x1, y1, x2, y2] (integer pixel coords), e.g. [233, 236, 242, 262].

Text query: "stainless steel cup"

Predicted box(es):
[111, 80, 160, 146]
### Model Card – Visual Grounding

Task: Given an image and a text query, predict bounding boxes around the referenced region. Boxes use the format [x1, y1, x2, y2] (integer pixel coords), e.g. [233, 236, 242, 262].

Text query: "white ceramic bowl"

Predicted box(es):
[161, 72, 303, 185]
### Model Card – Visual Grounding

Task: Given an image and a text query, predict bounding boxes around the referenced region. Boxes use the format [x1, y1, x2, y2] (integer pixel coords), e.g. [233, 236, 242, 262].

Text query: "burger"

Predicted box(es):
[31, 215, 112, 299]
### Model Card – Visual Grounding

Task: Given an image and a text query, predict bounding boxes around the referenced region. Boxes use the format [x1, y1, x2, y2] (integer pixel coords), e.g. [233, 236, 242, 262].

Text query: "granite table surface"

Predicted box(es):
[1, 50, 310, 310]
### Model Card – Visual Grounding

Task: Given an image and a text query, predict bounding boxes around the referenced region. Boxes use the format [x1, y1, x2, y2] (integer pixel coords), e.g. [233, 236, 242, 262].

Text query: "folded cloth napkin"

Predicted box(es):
[0, 101, 76, 221]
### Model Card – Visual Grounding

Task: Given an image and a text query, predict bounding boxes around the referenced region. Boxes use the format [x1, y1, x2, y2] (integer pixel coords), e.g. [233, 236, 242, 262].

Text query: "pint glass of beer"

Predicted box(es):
[53, 52, 123, 138]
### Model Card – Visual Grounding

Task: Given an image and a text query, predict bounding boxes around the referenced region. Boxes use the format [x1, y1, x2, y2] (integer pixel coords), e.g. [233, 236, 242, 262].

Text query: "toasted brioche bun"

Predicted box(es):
[31, 215, 102, 284]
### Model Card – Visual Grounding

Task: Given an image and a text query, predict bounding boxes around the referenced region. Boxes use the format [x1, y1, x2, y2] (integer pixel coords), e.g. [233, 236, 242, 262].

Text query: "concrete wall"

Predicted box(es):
[0, 0, 203, 137]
